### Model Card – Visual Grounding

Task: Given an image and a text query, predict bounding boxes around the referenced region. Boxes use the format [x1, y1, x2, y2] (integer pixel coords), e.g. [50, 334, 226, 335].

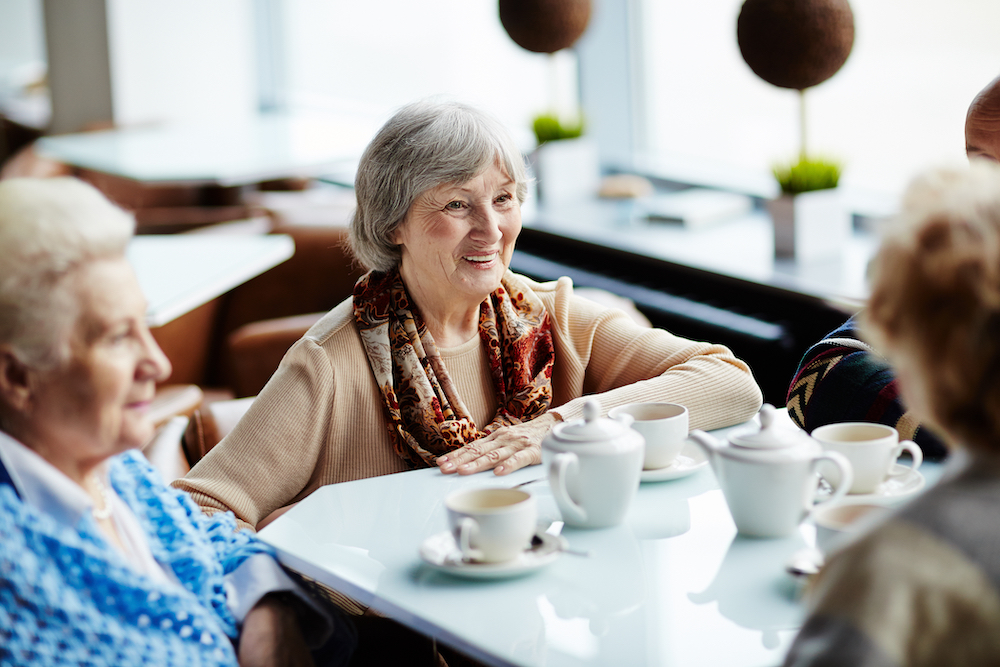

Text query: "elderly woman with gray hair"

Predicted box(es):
[0, 178, 352, 666]
[177, 100, 762, 531]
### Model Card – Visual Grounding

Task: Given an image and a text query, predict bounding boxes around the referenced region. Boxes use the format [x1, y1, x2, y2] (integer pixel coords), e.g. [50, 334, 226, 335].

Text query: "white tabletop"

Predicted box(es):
[128, 234, 294, 327]
[260, 420, 944, 667]
[36, 112, 377, 187]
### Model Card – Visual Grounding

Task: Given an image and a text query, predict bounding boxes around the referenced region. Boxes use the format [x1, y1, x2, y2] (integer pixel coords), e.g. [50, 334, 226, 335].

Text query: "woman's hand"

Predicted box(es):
[238, 594, 315, 667]
[437, 412, 561, 476]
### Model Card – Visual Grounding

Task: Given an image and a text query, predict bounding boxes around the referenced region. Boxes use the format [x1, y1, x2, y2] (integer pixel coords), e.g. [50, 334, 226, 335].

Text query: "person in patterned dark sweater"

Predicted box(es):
[786, 315, 948, 461]
[786, 72, 1000, 462]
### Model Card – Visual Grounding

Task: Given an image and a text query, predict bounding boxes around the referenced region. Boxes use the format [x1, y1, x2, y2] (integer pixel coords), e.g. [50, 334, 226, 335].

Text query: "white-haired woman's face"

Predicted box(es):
[26, 257, 171, 478]
[393, 162, 521, 309]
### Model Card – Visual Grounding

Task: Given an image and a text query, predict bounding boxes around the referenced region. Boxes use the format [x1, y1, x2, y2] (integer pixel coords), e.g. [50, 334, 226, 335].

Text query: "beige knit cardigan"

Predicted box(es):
[175, 275, 763, 530]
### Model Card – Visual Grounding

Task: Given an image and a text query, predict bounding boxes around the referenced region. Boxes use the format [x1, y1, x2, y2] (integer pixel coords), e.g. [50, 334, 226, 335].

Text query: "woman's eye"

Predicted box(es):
[445, 201, 464, 210]
[495, 193, 512, 204]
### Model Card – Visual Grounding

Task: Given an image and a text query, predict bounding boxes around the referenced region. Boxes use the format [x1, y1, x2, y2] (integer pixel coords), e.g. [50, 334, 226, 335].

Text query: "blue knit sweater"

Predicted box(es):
[0, 450, 273, 666]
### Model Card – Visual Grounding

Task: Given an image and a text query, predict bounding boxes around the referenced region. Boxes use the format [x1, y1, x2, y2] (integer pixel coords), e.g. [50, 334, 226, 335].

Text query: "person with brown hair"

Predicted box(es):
[784, 161, 1000, 666]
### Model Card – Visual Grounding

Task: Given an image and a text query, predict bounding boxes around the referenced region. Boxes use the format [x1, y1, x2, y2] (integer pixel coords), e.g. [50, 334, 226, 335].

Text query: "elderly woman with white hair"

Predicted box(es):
[176, 100, 762, 531]
[0, 178, 352, 666]
[784, 161, 1000, 666]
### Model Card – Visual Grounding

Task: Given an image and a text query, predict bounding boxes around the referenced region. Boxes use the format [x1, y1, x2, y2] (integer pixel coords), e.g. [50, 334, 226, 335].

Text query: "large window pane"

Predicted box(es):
[280, 0, 575, 148]
[643, 0, 1000, 196]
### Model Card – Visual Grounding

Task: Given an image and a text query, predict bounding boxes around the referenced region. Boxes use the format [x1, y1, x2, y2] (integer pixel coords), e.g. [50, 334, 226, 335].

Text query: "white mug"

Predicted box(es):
[609, 402, 689, 470]
[445, 488, 537, 563]
[812, 422, 922, 494]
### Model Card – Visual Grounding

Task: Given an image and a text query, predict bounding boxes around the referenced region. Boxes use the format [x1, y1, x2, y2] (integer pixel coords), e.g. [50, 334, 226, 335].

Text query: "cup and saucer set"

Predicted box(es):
[420, 399, 702, 579]
[419, 487, 569, 580]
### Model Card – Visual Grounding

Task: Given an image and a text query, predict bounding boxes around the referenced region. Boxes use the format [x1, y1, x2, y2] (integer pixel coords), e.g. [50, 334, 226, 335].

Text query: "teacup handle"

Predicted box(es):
[549, 452, 588, 525]
[889, 440, 922, 476]
[456, 517, 484, 562]
[810, 451, 853, 512]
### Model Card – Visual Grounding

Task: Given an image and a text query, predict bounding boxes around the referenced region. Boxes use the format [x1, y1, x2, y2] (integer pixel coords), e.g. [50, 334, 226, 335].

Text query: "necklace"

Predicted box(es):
[90, 474, 114, 521]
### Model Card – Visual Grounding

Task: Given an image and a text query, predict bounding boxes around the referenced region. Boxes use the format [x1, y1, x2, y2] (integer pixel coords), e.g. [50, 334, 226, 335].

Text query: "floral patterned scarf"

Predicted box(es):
[353, 268, 555, 468]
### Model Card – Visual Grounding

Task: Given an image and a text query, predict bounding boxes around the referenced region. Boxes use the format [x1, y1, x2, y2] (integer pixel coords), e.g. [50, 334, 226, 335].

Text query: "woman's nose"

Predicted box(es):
[138, 326, 172, 382]
[472, 207, 504, 244]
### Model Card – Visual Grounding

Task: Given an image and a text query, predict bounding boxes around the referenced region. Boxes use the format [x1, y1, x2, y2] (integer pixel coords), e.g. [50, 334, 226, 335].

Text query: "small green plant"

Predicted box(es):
[532, 113, 584, 145]
[773, 157, 842, 195]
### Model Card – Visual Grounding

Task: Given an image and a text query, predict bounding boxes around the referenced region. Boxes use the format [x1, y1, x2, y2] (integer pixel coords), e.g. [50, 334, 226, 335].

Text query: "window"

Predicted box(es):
[641, 0, 1000, 197]
[277, 0, 580, 151]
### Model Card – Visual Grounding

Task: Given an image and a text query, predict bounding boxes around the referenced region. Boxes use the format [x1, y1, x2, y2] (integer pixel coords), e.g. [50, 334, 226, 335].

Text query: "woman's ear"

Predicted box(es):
[0, 347, 33, 414]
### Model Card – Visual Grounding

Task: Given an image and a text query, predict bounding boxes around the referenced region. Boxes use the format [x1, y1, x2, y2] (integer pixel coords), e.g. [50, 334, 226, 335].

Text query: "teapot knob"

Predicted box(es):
[759, 403, 776, 429]
[582, 399, 601, 423]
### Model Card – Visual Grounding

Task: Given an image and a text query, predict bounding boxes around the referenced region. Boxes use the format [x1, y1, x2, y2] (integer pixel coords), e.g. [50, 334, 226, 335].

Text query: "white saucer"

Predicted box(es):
[844, 464, 926, 505]
[640, 441, 709, 482]
[419, 530, 565, 580]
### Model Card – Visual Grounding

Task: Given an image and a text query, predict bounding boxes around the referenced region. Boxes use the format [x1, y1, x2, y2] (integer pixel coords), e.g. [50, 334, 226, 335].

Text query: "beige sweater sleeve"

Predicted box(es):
[174, 275, 762, 529]
[173, 337, 336, 530]
[539, 276, 763, 430]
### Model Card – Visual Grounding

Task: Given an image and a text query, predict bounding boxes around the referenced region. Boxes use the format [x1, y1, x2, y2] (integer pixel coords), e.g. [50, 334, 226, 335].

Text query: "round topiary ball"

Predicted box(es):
[737, 0, 855, 90]
[499, 0, 592, 54]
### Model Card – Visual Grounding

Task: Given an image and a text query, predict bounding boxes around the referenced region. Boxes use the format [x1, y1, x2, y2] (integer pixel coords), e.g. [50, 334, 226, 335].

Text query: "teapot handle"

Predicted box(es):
[809, 451, 853, 515]
[549, 452, 588, 525]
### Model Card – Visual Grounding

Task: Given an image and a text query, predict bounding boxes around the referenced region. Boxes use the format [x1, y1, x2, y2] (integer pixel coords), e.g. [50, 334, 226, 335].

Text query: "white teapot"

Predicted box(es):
[688, 404, 853, 538]
[542, 399, 645, 529]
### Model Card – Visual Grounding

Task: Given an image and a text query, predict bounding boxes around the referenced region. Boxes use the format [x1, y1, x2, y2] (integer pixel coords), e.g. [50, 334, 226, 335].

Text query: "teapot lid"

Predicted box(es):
[730, 404, 802, 450]
[553, 399, 630, 442]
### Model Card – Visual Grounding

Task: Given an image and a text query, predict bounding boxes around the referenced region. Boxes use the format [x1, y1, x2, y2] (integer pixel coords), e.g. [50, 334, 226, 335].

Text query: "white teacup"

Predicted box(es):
[609, 402, 689, 470]
[445, 488, 537, 563]
[812, 422, 923, 494]
[812, 501, 891, 555]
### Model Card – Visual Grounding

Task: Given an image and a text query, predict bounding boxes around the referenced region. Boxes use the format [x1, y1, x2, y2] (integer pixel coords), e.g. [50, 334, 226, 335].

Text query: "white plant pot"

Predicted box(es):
[769, 188, 851, 260]
[530, 137, 600, 205]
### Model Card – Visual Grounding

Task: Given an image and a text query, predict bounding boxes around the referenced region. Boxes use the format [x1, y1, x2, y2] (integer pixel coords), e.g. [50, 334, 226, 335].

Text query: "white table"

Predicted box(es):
[36, 112, 376, 187]
[259, 421, 944, 667]
[128, 234, 294, 327]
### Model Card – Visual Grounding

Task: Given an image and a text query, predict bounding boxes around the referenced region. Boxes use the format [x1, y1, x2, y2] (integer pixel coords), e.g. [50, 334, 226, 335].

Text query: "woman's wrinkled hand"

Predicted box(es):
[437, 412, 561, 476]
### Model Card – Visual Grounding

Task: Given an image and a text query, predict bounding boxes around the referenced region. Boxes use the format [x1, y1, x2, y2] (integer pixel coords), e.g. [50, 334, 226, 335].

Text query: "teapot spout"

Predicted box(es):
[687, 430, 722, 462]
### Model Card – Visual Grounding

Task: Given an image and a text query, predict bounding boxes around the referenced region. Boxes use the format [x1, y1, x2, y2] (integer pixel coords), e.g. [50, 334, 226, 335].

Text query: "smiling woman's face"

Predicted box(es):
[25, 257, 171, 480]
[394, 162, 522, 313]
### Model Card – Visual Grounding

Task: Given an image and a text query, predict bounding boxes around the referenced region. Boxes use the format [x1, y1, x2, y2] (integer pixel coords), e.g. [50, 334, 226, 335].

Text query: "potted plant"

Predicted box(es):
[768, 152, 851, 259]
[735, 0, 856, 259]
[529, 112, 600, 205]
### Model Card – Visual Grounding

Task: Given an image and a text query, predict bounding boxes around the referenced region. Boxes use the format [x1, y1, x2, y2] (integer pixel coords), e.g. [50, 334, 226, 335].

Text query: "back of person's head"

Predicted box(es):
[864, 161, 1000, 452]
[966, 74, 1000, 163]
[0, 177, 134, 369]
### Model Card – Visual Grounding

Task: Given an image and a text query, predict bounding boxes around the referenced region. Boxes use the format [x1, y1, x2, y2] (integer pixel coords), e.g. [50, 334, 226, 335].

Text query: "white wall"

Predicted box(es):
[107, 0, 258, 127]
[44, 0, 259, 133]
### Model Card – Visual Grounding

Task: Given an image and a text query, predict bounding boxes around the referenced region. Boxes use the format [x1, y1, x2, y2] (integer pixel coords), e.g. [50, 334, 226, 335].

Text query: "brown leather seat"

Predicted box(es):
[140, 384, 205, 483]
[182, 396, 255, 467]
[224, 312, 324, 398]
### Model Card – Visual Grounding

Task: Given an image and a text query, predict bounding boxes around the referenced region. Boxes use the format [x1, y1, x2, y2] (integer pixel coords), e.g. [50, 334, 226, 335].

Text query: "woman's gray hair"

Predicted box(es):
[0, 177, 135, 369]
[349, 100, 529, 273]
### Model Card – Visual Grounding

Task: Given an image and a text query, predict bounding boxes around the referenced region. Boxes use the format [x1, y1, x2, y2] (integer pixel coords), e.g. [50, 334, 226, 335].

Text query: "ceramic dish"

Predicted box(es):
[419, 530, 565, 580]
[640, 441, 709, 482]
[842, 464, 926, 505]
[818, 464, 926, 505]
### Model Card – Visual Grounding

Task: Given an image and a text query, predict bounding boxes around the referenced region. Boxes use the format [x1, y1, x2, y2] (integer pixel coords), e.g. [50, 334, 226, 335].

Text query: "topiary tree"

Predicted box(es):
[737, 0, 854, 184]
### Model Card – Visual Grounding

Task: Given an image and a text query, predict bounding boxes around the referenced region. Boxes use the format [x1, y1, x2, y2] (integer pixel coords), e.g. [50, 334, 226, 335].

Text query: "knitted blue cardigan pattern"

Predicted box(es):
[0, 450, 274, 666]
